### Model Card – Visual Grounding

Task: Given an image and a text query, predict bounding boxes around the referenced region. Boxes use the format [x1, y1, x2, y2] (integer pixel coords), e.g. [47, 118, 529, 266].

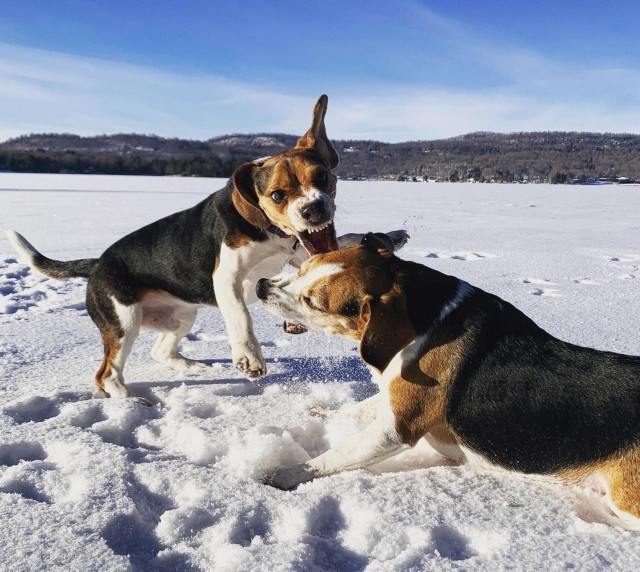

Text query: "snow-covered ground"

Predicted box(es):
[1, 173, 640, 571]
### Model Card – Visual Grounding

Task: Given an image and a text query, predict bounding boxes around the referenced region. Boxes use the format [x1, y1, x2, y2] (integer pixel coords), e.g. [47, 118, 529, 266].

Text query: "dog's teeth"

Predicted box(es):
[306, 222, 332, 234]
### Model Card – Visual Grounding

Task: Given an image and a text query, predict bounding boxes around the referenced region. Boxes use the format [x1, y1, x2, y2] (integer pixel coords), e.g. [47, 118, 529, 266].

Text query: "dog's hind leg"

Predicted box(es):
[602, 447, 640, 530]
[564, 446, 640, 530]
[88, 285, 146, 403]
[150, 307, 206, 370]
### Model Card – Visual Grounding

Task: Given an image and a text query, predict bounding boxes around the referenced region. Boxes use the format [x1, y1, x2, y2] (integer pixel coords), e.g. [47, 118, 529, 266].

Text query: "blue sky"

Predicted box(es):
[1, 0, 639, 142]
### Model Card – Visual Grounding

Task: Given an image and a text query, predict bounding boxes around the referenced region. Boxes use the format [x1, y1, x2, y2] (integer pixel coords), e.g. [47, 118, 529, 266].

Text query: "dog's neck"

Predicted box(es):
[266, 224, 291, 239]
[364, 261, 474, 382]
[372, 271, 475, 386]
[395, 260, 468, 335]
[265, 224, 300, 250]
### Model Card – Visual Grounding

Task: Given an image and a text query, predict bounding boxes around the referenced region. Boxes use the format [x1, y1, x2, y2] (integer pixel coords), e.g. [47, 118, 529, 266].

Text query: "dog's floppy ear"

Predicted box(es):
[296, 94, 340, 169]
[360, 291, 415, 373]
[360, 232, 395, 257]
[232, 162, 270, 229]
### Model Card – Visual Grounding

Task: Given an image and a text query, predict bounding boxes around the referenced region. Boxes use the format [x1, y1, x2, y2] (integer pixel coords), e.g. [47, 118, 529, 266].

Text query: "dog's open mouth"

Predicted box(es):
[283, 221, 337, 335]
[297, 221, 339, 256]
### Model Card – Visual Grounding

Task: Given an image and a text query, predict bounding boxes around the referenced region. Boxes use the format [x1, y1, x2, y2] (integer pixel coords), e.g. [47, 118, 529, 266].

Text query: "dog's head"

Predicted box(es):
[231, 95, 340, 255]
[257, 233, 416, 372]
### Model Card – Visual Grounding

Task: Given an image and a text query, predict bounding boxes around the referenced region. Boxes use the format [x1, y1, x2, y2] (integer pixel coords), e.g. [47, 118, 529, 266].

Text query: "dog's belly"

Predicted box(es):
[140, 291, 203, 331]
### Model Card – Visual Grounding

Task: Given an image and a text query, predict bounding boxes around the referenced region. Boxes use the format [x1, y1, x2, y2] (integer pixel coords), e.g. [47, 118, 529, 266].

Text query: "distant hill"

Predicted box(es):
[1, 131, 639, 183]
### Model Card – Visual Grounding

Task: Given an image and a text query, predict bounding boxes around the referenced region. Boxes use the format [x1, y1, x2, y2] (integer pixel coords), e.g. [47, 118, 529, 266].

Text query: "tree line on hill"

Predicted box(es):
[1, 131, 639, 183]
[0, 148, 249, 178]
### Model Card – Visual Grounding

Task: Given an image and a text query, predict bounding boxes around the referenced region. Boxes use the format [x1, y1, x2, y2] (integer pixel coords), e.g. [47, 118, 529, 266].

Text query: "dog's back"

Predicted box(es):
[442, 290, 640, 475]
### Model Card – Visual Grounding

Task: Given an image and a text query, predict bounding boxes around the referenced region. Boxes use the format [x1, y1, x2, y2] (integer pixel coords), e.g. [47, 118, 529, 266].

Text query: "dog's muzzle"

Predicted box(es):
[256, 277, 309, 334]
[300, 200, 327, 224]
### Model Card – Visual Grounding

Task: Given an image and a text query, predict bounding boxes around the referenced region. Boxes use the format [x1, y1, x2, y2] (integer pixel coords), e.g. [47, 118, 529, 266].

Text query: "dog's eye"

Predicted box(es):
[339, 299, 360, 317]
[270, 190, 286, 204]
[302, 296, 321, 311]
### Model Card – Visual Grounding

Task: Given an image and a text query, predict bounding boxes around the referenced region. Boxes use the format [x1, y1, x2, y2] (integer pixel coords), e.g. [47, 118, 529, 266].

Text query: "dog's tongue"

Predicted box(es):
[298, 222, 339, 256]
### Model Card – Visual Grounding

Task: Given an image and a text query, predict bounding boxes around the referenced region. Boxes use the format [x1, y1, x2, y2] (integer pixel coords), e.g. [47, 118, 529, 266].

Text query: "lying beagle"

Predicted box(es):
[6, 96, 407, 404]
[258, 233, 640, 529]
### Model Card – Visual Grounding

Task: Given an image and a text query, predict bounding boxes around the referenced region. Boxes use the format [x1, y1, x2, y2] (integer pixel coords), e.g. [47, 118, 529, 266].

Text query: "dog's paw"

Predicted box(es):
[386, 229, 410, 251]
[94, 388, 154, 407]
[232, 341, 267, 379]
[264, 463, 317, 490]
[234, 355, 266, 379]
[283, 321, 308, 335]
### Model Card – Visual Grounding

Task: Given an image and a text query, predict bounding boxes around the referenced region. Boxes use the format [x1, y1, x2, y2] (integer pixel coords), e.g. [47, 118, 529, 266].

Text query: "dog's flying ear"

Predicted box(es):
[360, 292, 415, 373]
[232, 162, 270, 229]
[296, 95, 340, 169]
[360, 232, 395, 257]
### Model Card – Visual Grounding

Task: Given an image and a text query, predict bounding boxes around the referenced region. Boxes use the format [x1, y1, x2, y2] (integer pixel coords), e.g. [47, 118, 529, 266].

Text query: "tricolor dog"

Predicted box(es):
[6, 96, 407, 404]
[258, 233, 640, 529]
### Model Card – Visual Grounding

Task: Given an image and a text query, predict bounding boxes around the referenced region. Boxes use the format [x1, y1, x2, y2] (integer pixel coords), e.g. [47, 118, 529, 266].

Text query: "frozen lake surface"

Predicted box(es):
[1, 173, 640, 570]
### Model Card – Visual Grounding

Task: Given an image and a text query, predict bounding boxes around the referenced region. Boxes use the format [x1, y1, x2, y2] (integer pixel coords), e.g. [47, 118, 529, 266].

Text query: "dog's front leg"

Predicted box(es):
[337, 229, 410, 251]
[266, 414, 407, 490]
[214, 247, 266, 379]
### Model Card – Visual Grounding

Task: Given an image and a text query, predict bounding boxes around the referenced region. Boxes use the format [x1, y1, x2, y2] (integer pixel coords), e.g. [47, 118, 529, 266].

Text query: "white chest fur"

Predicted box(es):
[217, 235, 298, 304]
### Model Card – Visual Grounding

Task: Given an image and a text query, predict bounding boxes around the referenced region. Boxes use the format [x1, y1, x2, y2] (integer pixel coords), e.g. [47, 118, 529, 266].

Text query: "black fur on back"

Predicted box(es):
[440, 290, 640, 474]
[391, 255, 640, 475]
[93, 180, 267, 306]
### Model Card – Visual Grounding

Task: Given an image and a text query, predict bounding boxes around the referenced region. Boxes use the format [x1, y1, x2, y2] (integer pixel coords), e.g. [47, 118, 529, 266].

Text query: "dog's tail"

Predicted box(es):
[5, 230, 98, 279]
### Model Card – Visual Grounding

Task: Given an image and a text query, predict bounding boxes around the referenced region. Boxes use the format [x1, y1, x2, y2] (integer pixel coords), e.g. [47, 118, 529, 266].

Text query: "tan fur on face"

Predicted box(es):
[231, 95, 338, 232]
[299, 244, 392, 285]
[292, 246, 419, 373]
[254, 153, 335, 234]
[294, 246, 396, 339]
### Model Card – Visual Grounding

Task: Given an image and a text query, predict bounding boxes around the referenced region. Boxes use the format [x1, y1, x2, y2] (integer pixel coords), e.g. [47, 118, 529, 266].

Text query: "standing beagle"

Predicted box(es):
[258, 234, 640, 529]
[6, 97, 407, 404]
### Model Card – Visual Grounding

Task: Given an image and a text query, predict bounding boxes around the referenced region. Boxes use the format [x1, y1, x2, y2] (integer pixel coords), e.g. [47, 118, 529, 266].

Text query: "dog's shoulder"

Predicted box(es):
[210, 180, 269, 249]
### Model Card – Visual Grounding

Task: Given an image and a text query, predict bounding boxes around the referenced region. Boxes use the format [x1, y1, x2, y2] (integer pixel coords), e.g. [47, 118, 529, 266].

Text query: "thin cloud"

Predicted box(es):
[1, 40, 639, 144]
[0, 42, 312, 141]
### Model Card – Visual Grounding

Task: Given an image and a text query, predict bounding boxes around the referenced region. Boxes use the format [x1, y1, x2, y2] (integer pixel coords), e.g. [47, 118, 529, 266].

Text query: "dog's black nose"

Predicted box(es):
[256, 278, 270, 300]
[301, 200, 326, 223]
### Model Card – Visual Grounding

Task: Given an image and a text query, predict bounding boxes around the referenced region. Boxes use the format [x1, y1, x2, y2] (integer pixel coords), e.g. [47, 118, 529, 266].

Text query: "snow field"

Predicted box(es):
[1, 174, 640, 570]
